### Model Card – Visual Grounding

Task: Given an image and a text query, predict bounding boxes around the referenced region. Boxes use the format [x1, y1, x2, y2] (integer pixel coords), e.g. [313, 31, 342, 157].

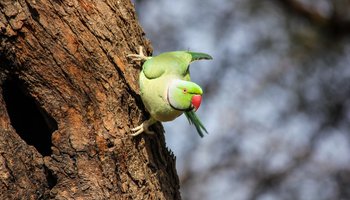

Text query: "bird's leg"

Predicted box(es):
[131, 117, 157, 136]
[127, 46, 151, 62]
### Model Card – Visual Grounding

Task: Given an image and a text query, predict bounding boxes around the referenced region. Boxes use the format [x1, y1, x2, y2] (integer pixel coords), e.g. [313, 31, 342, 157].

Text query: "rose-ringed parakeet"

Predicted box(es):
[128, 47, 212, 137]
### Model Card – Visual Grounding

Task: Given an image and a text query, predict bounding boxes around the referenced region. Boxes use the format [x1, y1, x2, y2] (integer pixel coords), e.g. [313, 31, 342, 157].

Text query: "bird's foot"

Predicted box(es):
[130, 118, 157, 136]
[127, 46, 151, 62]
[130, 124, 155, 136]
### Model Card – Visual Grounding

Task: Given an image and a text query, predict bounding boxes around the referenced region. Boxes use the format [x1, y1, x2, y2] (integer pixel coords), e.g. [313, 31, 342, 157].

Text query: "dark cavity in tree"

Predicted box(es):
[2, 77, 57, 156]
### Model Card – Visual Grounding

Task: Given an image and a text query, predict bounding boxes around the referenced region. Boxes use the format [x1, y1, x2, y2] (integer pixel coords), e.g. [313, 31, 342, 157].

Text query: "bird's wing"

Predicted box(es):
[142, 51, 212, 79]
[142, 56, 166, 79]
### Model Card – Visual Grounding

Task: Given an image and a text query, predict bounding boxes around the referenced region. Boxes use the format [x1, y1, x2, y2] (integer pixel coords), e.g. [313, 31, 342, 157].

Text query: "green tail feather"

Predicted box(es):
[188, 52, 213, 62]
[184, 111, 208, 137]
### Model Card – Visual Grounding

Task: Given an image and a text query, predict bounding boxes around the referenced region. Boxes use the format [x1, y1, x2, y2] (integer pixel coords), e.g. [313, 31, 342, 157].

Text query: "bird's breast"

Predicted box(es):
[139, 74, 183, 121]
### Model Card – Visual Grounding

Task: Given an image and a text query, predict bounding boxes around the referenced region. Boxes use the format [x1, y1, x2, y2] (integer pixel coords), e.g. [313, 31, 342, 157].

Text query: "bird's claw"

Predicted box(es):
[130, 124, 154, 136]
[130, 118, 157, 136]
[127, 46, 150, 62]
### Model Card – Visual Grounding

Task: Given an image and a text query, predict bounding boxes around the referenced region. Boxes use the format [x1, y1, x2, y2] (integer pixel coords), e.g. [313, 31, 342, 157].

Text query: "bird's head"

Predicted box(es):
[167, 80, 203, 112]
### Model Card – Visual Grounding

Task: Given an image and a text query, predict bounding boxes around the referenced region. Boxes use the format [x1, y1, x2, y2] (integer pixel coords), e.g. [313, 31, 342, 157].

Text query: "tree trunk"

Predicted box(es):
[0, 0, 180, 199]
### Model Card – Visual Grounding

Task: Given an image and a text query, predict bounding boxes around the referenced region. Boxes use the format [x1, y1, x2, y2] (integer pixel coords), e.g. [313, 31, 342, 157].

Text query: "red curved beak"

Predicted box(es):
[191, 95, 202, 111]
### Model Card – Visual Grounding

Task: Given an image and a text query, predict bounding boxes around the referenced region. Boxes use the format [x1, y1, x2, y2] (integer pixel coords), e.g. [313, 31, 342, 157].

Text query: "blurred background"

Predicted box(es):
[132, 0, 350, 199]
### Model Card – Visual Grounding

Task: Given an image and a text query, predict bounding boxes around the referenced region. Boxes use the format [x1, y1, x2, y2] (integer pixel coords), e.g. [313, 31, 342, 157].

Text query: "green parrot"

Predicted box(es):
[128, 47, 212, 137]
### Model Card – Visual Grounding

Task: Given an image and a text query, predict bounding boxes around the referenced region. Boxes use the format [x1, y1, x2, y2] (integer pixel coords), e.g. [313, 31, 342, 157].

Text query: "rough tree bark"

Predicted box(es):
[0, 0, 180, 199]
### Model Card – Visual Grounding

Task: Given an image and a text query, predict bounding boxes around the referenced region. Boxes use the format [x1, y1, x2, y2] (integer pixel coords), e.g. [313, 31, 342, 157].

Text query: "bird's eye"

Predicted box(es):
[183, 88, 187, 93]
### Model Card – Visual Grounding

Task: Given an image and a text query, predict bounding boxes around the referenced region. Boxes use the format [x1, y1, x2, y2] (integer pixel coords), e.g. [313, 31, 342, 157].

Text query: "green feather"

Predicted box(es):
[187, 52, 213, 62]
[184, 110, 208, 137]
